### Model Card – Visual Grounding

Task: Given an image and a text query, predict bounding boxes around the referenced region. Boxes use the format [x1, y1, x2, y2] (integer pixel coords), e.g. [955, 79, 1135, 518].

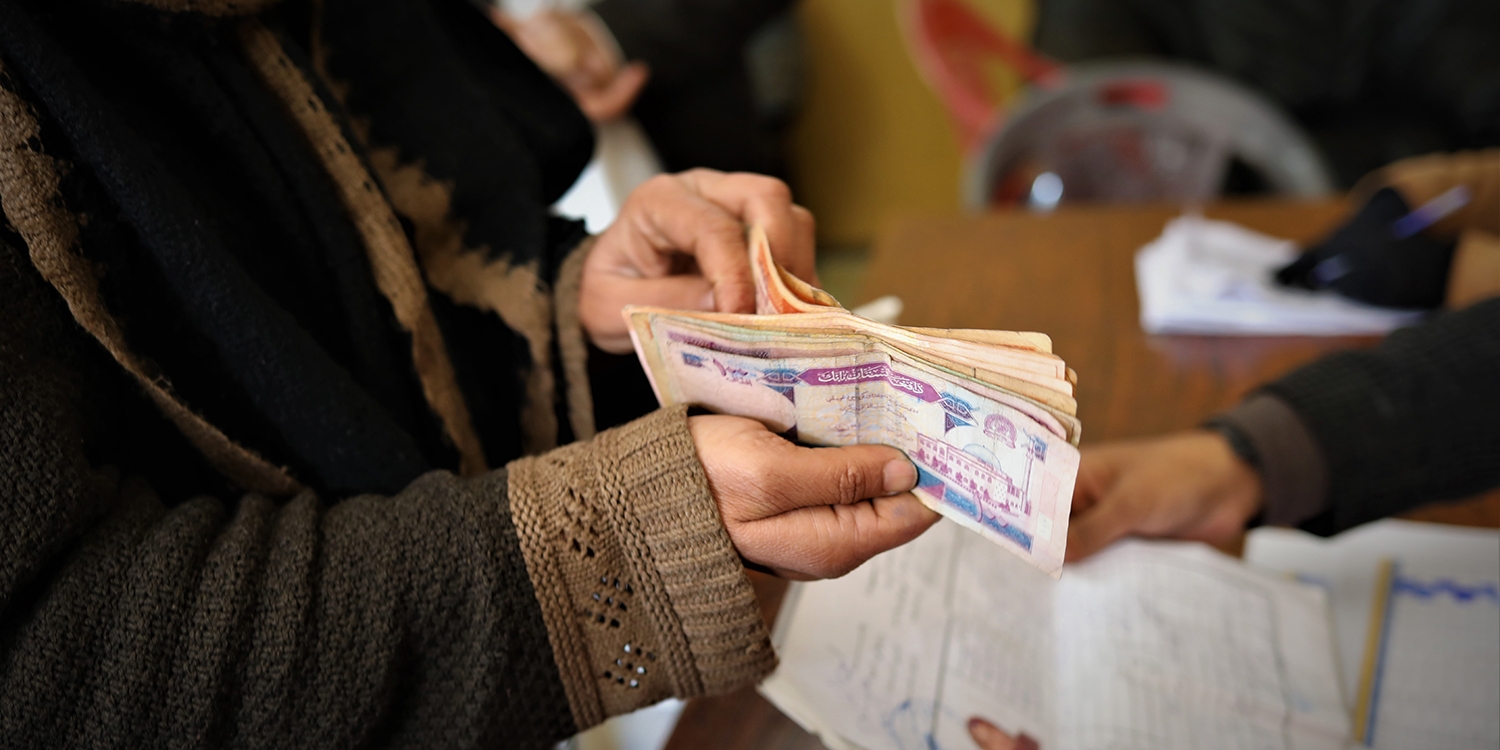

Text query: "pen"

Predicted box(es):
[1390, 184, 1471, 239]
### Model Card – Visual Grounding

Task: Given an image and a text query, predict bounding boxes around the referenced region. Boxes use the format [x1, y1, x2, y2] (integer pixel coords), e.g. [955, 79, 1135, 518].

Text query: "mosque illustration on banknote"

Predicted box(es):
[911, 418, 1044, 551]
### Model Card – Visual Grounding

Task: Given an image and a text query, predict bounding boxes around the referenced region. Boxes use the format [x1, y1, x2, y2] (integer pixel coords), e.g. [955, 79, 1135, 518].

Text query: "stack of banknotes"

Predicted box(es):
[625, 228, 1080, 576]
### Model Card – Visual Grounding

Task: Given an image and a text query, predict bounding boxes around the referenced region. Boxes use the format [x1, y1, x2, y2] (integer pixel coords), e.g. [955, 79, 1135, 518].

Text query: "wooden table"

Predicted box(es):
[664, 200, 1500, 750]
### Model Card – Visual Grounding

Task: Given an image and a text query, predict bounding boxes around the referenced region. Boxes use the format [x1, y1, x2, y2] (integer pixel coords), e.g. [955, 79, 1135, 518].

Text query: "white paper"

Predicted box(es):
[763, 523, 1349, 750]
[554, 119, 663, 233]
[765, 523, 956, 750]
[1134, 215, 1426, 336]
[1246, 520, 1500, 750]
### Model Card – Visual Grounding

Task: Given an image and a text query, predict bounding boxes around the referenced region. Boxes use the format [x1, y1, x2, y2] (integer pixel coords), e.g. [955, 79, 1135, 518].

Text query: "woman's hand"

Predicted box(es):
[689, 415, 939, 579]
[579, 169, 817, 353]
[1065, 431, 1264, 561]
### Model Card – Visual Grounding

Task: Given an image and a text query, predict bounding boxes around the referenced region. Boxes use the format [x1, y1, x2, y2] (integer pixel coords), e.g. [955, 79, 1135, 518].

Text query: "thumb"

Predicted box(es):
[610, 274, 716, 313]
[745, 492, 938, 579]
[735, 443, 934, 579]
[579, 274, 714, 353]
[1065, 492, 1138, 562]
[755, 442, 919, 515]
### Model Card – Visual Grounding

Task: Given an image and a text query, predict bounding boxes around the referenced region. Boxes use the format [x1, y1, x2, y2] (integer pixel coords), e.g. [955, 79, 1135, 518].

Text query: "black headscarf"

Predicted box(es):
[0, 0, 594, 497]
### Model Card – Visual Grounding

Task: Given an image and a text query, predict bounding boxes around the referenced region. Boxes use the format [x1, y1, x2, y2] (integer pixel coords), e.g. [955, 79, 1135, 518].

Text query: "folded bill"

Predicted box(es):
[624, 227, 1081, 576]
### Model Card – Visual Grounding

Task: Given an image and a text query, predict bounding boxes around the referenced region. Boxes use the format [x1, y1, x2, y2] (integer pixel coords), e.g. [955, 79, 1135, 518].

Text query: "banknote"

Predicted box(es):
[624, 227, 1081, 575]
[633, 313, 1082, 443]
[631, 310, 1082, 426]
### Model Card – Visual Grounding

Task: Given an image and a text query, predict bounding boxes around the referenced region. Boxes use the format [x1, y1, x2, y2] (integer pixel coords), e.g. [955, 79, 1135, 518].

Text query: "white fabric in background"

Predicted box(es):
[496, 0, 591, 17]
[554, 119, 663, 233]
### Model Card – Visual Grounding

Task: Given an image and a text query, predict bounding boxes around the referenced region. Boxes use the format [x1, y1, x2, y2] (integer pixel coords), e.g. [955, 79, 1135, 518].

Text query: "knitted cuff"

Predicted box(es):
[506, 405, 775, 730]
[555, 236, 597, 441]
[1214, 394, 1330, 527]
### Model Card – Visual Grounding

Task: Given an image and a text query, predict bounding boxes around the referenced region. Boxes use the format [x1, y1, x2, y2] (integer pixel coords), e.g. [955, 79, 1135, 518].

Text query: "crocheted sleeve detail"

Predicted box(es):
[507, 405, 776, 729]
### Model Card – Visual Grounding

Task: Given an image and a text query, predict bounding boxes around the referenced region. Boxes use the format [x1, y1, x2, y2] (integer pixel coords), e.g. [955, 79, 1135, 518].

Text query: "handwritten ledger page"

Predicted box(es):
[1246, 520, 1500, 750]
[762, 522, 1349, 750]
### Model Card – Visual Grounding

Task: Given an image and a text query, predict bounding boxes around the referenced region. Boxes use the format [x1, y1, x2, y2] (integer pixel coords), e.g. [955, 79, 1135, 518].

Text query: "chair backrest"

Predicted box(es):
[900, 0, 1060, 151]
[963, 62, 1335, 209]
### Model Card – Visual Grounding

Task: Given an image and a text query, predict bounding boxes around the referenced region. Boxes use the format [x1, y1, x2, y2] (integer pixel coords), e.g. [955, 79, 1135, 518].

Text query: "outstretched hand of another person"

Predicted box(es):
[690, 415, 940, 580]
[1065, 431, 1265, 561]
[492, 9, 649, 122]
[579, 169, 818, 353]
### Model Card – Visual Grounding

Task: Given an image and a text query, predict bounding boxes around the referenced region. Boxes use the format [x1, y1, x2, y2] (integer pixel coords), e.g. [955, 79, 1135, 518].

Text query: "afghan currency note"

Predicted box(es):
[634, 309, 1082, 421]
[636, 317, 1079, 577]
[625, 225, 1080, 574]
[633, 313, 1082, 443]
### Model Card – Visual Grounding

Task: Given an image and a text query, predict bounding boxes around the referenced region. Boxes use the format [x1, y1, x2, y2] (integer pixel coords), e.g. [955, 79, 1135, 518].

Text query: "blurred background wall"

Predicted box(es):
[789, 0, 1032, 248]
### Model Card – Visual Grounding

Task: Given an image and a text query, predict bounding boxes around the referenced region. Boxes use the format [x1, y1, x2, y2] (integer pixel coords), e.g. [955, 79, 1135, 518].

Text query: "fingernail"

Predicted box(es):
[700, 289, 716, 311]
[967, 718, 1001, 745]
[883, 458, 917, 495]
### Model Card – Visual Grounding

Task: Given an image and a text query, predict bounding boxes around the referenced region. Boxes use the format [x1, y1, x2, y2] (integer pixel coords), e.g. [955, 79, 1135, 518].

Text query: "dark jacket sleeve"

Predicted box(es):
[0, 241, 575, 749]
[1218, 296, 1500, 536]
[591, 0, 794, 94]
[1, 235, 774, 747]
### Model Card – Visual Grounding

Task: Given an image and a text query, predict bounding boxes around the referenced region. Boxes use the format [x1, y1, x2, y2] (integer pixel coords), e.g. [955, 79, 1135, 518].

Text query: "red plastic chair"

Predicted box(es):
[900, 0, 1062, 152]
[902, 0, 1333, 208]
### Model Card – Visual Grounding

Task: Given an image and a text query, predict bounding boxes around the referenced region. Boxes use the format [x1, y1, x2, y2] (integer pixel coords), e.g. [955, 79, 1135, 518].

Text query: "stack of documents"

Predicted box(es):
[760, 522, 1351, 750]
[626, 228, 1081, 575]
[1135, 215, 1426, 335]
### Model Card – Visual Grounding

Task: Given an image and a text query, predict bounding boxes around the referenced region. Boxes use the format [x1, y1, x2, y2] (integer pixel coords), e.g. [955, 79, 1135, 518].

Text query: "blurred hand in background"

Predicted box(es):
[492, 9, 649, 122]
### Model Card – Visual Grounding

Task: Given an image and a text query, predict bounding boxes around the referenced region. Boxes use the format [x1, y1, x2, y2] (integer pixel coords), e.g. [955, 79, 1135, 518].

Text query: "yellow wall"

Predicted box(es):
[790, 0, 1034, 246]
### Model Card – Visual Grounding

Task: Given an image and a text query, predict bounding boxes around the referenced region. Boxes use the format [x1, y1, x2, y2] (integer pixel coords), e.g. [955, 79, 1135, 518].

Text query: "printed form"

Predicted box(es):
[762, 522, 1349, 750]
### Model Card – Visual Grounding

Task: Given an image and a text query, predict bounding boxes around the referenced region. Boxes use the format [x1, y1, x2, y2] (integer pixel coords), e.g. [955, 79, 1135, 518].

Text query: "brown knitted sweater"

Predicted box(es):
[0, 0, 773, 746]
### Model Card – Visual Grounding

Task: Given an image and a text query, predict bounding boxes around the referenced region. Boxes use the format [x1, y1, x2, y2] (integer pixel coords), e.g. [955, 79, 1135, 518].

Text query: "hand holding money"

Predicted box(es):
[626, 228, 1083, 575]
[579, 170, 816, 353]
[691, 415, 939, 580]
